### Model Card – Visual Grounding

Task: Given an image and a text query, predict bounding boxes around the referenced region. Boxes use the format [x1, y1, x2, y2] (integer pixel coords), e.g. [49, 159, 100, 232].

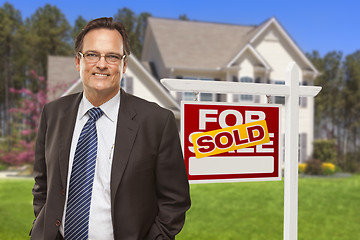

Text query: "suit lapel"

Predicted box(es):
[110, 90, 139, 203]
[58, 93, 83, 188]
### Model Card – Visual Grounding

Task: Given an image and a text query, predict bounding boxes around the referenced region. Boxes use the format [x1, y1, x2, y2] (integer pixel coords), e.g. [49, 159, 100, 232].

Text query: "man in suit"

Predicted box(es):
[31, 17, 191, 240]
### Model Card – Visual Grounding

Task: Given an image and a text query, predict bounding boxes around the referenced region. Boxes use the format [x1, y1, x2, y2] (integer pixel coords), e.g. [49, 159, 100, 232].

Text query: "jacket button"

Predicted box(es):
[55, 220, 61, 227]
[61, 189, 65, 196]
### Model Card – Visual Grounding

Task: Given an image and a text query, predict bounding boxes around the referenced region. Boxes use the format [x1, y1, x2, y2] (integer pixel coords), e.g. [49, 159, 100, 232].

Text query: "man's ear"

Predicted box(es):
[75, 55, 80, 72]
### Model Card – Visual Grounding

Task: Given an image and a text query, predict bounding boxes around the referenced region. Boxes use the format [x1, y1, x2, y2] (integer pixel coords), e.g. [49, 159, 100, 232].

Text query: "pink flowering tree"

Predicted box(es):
[0, 70, 47, 165]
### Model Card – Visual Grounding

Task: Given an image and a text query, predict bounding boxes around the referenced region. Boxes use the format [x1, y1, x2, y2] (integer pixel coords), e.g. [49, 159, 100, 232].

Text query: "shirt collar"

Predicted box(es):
[78, 90, 121, 122]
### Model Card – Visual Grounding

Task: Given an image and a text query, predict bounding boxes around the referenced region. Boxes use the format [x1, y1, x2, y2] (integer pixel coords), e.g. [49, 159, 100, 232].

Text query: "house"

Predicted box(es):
[49, 16, 319, 162]
[141, 17, 319, 162]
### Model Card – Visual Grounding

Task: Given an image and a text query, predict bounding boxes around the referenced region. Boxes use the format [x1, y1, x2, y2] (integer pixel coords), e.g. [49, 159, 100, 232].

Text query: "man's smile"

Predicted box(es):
[93, 73, 110, 77]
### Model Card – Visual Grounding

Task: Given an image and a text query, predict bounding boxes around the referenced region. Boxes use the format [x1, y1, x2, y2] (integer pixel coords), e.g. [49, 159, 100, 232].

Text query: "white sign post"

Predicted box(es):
[161, 62, 321, 240]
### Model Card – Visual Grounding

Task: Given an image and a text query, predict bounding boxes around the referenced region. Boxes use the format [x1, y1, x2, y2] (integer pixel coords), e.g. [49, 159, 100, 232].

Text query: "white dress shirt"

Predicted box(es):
[60, 90, 120, 240]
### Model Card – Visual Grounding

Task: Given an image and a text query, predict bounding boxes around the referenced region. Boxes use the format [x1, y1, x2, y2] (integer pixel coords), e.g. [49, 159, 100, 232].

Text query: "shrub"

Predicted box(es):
[304, 160, 337, 175]
[305, 159, 323, 175]
[313, 139, 337, 164]
[342, 152, 360, 173]
[298, 163, 307, 174]
[322, 162, 336, 175]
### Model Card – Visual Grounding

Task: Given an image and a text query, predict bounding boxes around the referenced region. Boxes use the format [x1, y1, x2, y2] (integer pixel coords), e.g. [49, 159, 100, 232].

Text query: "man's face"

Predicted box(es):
[76, 28, 127, 101]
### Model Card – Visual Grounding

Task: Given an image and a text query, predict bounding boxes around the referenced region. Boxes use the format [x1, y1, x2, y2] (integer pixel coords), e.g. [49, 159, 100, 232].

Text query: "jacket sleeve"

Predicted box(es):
[32, 104, 48, 217]
[148, 111, 191, 240]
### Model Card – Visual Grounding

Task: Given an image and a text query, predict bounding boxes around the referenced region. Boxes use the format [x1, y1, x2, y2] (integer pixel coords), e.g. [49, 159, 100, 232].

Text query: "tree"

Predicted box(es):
[308, 50, 360, 172]
[307, 51, 343, 140]
[0, 70, 47, 165]
[0, 2, 27, 150]
[134, 12, 152, 56]
[342, 51, 360, 170]
[25, 4, 72, 79]
[114, 8, 151, 58]
[179, 14, 190, 21]
[71, 15, 87, 46]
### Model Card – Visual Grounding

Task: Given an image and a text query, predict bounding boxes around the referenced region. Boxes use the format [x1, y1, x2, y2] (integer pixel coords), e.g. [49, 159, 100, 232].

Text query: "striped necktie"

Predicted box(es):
[64, 107, 103, 240]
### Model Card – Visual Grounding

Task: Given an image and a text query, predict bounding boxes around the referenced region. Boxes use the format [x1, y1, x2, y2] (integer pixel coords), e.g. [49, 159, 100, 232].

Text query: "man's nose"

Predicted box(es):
[96, 56, 108, 69]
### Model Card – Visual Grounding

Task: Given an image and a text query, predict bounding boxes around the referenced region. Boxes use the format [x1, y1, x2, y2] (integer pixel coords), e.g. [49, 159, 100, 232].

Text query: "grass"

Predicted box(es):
[178, 175, 360, 240]
[0, 175, 359, 240]
[0, 178, 34, 240]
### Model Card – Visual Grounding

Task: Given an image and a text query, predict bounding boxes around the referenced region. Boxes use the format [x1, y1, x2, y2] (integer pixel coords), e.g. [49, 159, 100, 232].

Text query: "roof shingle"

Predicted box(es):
[147, 18, 261, 69]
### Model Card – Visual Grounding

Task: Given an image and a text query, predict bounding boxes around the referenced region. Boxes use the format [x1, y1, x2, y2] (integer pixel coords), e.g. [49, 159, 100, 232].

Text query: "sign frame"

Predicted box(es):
[181, 101, 282, 184]
[162, 62, 322, 240]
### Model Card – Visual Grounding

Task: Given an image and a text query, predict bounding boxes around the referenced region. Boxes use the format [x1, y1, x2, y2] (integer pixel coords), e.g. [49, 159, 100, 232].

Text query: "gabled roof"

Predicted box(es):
[227, 44, 272, 71]
[247, 17, 318, 74]
[145, 17, 256, 69]
[145, 17, 318, 75]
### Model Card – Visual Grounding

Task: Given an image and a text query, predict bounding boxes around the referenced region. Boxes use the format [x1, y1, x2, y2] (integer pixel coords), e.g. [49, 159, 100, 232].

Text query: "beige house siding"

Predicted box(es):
[142, 17, 319, 162]
[47, 56, 79, 101]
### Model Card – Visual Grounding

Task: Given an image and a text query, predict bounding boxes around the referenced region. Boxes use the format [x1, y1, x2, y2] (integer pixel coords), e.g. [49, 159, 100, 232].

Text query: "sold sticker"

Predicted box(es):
[191, 120, 270, 158]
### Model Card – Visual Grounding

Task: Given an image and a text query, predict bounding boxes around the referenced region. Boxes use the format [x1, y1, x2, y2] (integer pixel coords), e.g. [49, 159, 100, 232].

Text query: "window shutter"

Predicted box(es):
[300, 97, 307, 108]
[300, 133, 307, 162]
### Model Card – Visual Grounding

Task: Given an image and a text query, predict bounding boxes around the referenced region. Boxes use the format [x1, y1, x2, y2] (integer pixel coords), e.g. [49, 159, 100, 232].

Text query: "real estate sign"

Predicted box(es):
[182, 101, 281, 183]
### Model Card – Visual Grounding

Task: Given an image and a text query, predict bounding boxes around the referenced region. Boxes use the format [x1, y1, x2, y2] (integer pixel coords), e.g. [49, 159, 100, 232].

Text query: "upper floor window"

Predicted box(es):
[300, 81, 308, 108]
[181, 77, 215, 102]
[240, 77, 254, 102]
[274, 80, 285, 105]
[232, 76, 255, 102]
[182, 92, 215, 101]
[272, 80, 307, 107]
[183, 92, 196, 101]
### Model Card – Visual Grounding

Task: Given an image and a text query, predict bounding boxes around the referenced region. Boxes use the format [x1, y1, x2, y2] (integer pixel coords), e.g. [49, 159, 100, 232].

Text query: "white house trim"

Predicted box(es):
[62, 78, 82, 97]
[128, 54, 181, 110]
[227, 44, 272, 72]
[249, 17, 319, 76]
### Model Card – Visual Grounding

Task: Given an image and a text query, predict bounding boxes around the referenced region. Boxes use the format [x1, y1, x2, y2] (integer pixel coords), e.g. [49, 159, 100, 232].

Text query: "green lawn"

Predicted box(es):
[0, 175, 359, 240]
[0, 178, 34, 240]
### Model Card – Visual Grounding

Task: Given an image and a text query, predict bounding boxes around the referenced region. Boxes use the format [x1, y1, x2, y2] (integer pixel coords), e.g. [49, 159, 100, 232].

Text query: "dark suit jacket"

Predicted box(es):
[31, 89, 191, 240]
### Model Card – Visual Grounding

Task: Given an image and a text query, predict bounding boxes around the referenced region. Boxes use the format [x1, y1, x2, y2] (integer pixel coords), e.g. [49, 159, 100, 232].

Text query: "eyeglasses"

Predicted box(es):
[78, 51, 126, 64]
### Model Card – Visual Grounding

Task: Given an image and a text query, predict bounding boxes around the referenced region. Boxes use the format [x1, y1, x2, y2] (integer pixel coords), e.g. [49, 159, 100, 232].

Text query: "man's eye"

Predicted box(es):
[108, 55, 121, 60]
[86, 53, 98, 58]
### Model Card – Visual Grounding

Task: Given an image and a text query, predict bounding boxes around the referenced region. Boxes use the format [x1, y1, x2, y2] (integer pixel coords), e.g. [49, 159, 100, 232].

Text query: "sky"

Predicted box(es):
[4, 0, 360, 57]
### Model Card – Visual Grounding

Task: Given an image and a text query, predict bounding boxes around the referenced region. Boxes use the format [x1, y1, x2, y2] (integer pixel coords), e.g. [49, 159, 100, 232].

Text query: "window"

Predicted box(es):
[240, 77, 253, 102]
[232, 76, 255, 102]
[274, 80, 285, 105]
[271, 80, 308, 107]
[182, 92, 215, 101]
[183, 92, 196, 101]
[299, 133, 307, 163]
[181, 77, 215, 102]
[300, 81, 308, 108]
[200, 93, 213, 102]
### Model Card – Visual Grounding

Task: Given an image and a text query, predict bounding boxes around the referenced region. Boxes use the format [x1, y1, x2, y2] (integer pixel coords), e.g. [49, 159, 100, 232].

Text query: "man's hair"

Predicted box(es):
[75, 17, 131, 61]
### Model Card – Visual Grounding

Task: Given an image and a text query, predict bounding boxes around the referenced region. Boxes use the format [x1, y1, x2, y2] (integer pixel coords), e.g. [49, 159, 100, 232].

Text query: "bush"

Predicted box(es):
[305, 159, 323, 175]
[298, 163, 307, 174]
[313, 139, 337, 164]
[322, 162, 336, 175]
[0, 162, 8, 171]
[304, 160, 337, 175]
[341, 152, 360, 173]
